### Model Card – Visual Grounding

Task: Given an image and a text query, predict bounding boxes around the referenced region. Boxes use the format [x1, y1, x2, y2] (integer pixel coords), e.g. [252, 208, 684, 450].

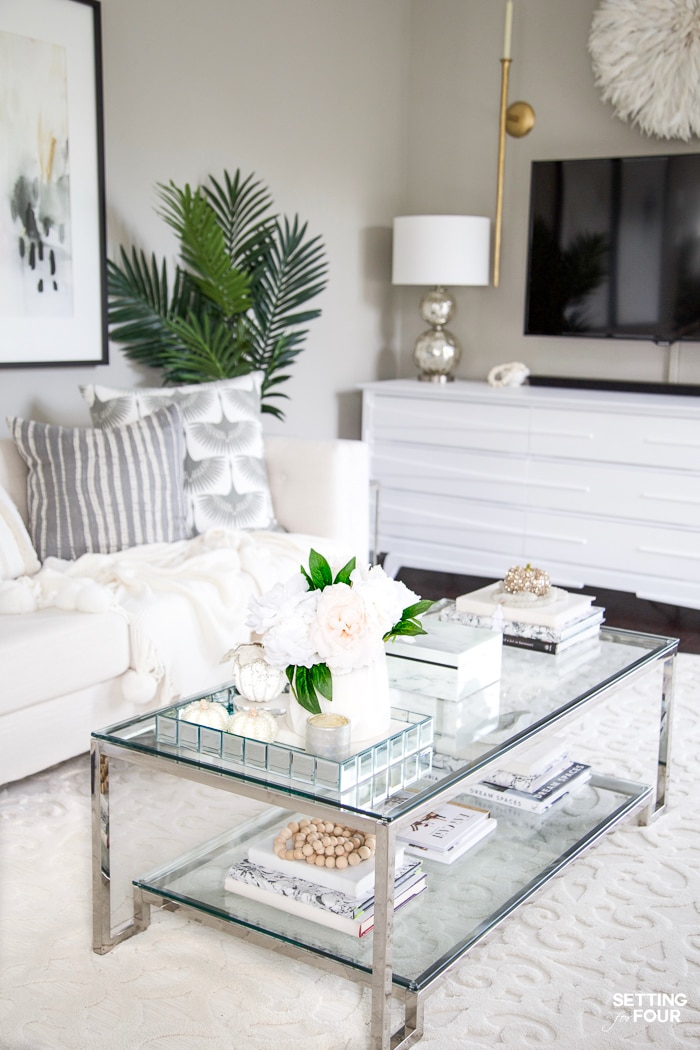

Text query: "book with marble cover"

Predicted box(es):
[224, 858, 425, 937]
[447, 605, 604, 644]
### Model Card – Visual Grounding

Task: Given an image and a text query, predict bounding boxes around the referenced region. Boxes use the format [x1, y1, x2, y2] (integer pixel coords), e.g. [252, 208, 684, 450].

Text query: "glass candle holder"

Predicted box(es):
[305, 713, 352, 760]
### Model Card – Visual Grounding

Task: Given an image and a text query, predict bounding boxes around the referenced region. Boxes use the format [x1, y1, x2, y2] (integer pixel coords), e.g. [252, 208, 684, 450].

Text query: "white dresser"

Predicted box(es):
[361, 379, 700, 610]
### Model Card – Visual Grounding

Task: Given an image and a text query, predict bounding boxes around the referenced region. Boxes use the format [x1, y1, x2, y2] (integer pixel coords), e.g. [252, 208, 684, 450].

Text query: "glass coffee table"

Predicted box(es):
[91, 624, 678, 1049]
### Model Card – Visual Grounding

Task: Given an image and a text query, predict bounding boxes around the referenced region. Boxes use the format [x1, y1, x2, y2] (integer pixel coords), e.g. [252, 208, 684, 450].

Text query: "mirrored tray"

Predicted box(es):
[155, 690, 433, 805]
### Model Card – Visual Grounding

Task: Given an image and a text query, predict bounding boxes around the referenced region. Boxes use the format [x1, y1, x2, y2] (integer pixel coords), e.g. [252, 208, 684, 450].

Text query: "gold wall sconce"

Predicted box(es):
[494, 1, 535, 287]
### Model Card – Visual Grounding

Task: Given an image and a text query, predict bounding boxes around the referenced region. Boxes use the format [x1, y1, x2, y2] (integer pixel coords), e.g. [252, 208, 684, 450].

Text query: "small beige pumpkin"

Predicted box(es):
[178, 699, 230, 730]
[228, 708, 279, 743]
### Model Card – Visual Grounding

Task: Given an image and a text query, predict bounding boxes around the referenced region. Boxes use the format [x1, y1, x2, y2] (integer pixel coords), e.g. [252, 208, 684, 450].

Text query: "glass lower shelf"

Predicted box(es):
[133, 773, 651, 991]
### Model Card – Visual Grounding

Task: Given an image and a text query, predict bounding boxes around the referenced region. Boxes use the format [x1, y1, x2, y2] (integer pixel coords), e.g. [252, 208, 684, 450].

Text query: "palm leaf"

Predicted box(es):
[204, 170, 277, 272]
[157, 181, 252, 318]
[158, 313, 250, 384]
[107, 248, 195, 366]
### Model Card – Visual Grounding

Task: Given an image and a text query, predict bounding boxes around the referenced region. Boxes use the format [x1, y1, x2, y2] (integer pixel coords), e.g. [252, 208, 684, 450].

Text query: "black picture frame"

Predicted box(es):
[0, 0, 107, 368]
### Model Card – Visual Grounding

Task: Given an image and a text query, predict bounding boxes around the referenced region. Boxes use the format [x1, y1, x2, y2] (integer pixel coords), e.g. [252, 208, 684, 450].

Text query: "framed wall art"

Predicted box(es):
[0, 0, 107, 368]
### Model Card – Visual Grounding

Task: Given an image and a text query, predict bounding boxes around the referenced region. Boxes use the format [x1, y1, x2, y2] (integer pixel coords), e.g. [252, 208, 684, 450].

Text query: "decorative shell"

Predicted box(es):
[227, 708, 279, 743]
[503, 563, 551, 598]
[178, 699, 230, 730]
[487, 361, 530, 388]
[225, 642, 287, 703]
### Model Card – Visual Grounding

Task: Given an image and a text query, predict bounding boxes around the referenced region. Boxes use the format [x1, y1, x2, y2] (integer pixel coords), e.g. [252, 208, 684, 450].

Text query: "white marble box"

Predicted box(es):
[385, 620, 502, 702]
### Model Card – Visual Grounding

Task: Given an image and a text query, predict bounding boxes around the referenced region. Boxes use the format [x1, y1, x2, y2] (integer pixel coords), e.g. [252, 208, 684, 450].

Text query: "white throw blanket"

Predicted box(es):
[0, 528, 345, 705]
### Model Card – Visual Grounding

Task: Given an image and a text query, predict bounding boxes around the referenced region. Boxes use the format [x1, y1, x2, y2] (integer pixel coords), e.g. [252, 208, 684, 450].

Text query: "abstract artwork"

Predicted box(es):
[0, 0, 107, 367]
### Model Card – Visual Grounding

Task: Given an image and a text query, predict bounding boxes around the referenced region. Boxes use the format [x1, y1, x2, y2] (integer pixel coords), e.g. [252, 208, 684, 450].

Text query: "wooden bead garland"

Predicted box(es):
[274, 818, 376, 870]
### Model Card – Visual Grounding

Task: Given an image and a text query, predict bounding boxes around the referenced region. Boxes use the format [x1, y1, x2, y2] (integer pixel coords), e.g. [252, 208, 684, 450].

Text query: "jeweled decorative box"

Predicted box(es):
[385, 619, 502, 702]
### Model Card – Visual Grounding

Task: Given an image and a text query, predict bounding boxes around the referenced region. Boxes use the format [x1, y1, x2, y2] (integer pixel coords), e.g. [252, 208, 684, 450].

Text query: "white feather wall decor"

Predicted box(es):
[589, 0, 700, 141]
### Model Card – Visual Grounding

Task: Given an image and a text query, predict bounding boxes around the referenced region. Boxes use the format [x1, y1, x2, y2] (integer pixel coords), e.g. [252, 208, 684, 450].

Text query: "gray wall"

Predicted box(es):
[2, 0, 699, 441]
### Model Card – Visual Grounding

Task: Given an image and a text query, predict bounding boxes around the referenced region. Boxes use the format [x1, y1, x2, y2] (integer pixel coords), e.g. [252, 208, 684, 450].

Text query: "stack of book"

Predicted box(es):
[396, 799, 497, 864]
[224, 825, 426, 938]
[452, 581, 605, 654]
[466, 734, 592, 815]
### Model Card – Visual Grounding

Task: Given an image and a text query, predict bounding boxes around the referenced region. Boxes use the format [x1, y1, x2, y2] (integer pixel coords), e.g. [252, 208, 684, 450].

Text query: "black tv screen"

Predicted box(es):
[524, 154, 700, 345]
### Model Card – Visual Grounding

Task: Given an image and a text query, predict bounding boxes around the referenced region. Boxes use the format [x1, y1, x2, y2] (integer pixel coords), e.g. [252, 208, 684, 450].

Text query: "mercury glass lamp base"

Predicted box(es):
[413, 325, 462, 382]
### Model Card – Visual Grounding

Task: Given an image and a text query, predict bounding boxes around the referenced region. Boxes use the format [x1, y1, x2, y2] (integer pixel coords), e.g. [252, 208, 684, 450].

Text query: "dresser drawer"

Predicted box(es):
[525, 510, 700, 584]
[372, 444, 528, 506]
[368, 395, 530, 453]
[528, 459, 700, 528]
[378, 491, 527, 558]
[528, 407, 700, 471]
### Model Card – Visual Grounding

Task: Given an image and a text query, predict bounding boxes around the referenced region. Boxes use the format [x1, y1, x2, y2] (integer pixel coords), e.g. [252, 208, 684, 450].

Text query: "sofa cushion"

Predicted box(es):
[0, 607, 130, 716]
[81, 373, 276, 534]
[7, 404, 190, 561]
[0, 483, 40, 580]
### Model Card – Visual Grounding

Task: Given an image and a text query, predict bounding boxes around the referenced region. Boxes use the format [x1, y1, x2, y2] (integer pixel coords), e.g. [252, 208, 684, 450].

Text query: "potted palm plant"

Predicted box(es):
[107, 169, 328, 419]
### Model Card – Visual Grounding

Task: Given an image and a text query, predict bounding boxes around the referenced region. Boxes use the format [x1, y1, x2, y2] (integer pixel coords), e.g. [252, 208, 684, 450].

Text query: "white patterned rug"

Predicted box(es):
[1, 654, 699, 1050]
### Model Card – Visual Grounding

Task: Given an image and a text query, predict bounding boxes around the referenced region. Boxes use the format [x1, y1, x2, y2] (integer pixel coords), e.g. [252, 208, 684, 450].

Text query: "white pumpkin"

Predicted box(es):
[178, 699, 230, 731]
[227, 708, 279, 743]
[226, 642, 287, 703]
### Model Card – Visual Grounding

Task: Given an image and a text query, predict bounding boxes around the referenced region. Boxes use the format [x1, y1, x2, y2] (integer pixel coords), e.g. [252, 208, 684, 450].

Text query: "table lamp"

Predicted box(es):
[392, 214, 490, 382]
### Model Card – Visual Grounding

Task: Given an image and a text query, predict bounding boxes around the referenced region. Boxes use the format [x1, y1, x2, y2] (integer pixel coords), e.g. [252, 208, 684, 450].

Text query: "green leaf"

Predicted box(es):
[333, 557, 356, 586]
[401, 599, 435, 620]
[288, 665, 322, 715]
[384, 621, 429, 641]
[307, 549, 333, 590]
[311, 662, 333, 702]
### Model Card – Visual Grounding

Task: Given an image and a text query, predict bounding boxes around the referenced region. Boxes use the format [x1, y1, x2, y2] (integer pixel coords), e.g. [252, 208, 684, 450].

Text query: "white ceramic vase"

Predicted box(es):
[286, 655, 392, 750]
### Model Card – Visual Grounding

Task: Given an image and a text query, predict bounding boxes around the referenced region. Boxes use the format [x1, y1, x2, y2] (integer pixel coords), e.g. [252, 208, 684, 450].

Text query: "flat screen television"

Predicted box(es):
[524, 154, 700, 347]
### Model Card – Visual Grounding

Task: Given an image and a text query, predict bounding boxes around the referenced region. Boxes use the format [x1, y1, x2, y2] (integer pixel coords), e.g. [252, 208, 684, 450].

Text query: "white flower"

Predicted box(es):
[350, 564, 419, 635]
[259, 589, 320, 669]
[309, 583, 380, 672]
[246, 572, 309, 634]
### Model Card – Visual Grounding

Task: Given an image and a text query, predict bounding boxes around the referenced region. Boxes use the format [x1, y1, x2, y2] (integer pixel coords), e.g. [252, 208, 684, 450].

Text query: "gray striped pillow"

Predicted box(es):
[7, 404, 190, 561]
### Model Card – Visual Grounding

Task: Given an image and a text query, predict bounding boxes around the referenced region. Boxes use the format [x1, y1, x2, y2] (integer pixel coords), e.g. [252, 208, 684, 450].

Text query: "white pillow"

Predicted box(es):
[0, 483, 41, 580]
[81, 374, 276, 534]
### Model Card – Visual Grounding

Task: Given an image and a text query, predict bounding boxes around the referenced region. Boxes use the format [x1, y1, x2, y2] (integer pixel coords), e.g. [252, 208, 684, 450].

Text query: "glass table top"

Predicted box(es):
[92, 624, 677, 821]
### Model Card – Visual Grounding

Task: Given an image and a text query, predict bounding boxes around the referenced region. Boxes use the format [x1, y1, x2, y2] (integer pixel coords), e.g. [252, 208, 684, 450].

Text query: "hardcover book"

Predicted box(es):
[224, 859, 426, 937]
[403, 815, 497, 864]
[397, 799, 490, 853]
[446, 606, 605, 644]
[496, 734, 569, 778]
[467, 761, 592, 814]
[455, 582, 596, 630]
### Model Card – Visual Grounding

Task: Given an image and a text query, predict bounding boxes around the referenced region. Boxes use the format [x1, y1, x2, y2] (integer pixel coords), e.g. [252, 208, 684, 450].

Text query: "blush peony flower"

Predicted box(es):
[309, 582, 380, 672]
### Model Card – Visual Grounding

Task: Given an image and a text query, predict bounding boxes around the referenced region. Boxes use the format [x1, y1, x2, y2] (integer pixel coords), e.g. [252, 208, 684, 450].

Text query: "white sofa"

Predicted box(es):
[0, 435, 369, 786]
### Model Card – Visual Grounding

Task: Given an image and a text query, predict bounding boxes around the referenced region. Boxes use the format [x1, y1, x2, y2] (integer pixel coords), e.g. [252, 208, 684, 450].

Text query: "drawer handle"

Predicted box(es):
[529, 428, 594, 440]
[526, 530, 587, 545]
[644, 436, 700, 451]
[642, 491, 700, 506]
[638, 545, 699, 561]
[529, 480, 591, 494]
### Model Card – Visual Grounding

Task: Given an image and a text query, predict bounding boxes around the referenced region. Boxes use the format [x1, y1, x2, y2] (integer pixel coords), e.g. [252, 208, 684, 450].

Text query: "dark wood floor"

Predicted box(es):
[394, 568, 700, 655]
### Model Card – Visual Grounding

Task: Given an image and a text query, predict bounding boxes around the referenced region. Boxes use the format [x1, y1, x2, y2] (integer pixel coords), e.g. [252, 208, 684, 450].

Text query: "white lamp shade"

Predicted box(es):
[392, 215, 491, 287]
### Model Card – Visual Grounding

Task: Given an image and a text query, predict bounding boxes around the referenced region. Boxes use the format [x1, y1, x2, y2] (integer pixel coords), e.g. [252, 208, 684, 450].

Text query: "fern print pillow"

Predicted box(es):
[81, 374, 276, 533]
